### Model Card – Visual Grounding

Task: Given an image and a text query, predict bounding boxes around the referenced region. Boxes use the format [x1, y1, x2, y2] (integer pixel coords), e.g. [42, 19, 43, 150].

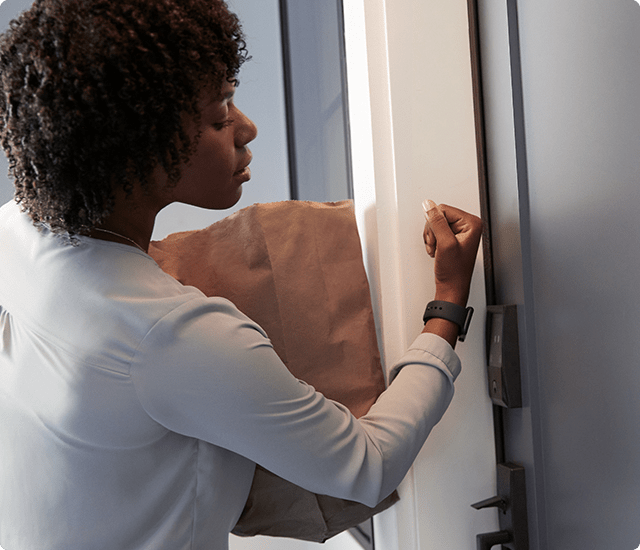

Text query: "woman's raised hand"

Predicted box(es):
[422, 200, 483, 307]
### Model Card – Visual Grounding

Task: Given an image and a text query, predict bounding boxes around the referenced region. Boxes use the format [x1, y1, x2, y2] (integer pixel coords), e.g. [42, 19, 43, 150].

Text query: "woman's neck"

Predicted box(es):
[91, 182, 168, 253]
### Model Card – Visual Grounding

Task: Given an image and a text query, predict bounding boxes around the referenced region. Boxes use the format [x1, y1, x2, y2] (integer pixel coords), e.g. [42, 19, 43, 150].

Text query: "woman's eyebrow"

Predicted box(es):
[202, 88, 235, 109]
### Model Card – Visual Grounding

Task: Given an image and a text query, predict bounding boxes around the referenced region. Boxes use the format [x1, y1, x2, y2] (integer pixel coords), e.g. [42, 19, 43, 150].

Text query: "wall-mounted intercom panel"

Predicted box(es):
[486, 305, 522, 409]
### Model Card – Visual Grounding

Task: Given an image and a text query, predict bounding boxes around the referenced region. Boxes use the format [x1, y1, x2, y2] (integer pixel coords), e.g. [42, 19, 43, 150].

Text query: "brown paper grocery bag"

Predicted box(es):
[148, 200, 398, 542]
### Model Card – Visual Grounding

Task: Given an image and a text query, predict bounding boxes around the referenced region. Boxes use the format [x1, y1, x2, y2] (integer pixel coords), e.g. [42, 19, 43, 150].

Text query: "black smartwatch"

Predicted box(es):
[423, 300, 474, 342]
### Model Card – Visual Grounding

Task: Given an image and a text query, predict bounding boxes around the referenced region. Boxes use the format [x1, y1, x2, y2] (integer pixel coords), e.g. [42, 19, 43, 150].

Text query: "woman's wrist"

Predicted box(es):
[421, 317, 460, 349]
[421, 290, 472, 348]
[433, 289, 469, 308]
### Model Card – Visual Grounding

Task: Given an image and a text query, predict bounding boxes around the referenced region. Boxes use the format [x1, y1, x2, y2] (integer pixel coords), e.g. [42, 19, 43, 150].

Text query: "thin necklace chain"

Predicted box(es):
[93, 228, 146, 253]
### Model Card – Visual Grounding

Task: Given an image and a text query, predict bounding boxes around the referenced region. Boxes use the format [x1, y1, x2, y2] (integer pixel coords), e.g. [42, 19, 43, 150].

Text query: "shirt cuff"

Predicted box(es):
[386, 332, 462, 385]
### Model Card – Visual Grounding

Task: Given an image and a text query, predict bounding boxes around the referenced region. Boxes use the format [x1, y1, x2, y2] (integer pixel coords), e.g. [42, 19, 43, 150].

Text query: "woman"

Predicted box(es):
[0, 1, 482, 549]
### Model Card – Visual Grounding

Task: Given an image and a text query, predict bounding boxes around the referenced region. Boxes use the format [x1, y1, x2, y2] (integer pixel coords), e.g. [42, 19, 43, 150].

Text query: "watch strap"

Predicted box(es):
[423, 300, 474, 342]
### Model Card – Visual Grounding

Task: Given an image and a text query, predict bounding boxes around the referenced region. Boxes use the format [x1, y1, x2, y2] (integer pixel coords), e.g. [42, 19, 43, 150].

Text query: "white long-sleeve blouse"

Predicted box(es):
[0, 200, 461, 550]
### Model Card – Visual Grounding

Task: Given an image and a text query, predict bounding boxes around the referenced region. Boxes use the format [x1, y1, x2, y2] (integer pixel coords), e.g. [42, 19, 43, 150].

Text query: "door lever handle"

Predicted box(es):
[471, 463, 529, 549]
[471, 495, 508, 513]
[476, 530, 511, 550]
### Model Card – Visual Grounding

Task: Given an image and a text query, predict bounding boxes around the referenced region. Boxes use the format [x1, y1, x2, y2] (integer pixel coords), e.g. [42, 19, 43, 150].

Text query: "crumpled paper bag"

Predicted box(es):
[148, 200, 398, 542]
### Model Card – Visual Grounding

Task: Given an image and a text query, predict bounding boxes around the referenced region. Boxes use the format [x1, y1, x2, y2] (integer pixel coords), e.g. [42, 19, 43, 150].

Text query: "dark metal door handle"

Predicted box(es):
[477, 530, 511, 550]
[471, 463, 529, 549]
[471, 495, 507, 513]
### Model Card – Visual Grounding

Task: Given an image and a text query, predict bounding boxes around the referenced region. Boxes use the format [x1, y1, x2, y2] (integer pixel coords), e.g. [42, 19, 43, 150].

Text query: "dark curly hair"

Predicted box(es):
[0, 0, 248, 235]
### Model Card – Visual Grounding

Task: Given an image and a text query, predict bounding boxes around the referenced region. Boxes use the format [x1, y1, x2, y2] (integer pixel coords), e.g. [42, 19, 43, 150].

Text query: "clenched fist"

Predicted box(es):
[422, 200, 483, 307]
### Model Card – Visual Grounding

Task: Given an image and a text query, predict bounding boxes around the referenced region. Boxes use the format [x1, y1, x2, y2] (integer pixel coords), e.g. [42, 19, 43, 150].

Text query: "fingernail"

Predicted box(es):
[422, 200, 429, 219]
[423, 199, 437, 220]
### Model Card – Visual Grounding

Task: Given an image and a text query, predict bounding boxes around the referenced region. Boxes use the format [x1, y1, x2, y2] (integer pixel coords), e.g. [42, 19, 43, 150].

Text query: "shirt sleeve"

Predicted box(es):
[130, 297, 460, 508]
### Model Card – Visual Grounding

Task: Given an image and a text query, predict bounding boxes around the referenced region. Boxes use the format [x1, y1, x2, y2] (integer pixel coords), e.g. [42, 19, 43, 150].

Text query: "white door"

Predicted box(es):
[345, 1, 499, 549]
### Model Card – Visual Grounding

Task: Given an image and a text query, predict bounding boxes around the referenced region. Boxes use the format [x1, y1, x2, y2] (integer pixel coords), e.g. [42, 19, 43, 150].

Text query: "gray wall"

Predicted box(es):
[282, 0, 352, 202]
[480, 0, 640, 547]
[521, 1, 640, 547]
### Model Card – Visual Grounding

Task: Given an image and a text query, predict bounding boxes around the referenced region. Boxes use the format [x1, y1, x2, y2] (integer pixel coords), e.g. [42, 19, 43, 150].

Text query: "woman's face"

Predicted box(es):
[166, 80, 258, 210]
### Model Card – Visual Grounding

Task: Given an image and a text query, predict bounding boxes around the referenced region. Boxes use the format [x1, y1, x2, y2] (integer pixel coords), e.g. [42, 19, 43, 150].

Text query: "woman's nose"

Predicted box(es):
[235, 109, 258, 148]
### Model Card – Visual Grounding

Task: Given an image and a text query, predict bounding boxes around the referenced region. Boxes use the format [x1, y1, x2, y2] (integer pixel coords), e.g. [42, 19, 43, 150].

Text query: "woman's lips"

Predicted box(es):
[234, 165, 251, 181]
[234, 152, 252, 179]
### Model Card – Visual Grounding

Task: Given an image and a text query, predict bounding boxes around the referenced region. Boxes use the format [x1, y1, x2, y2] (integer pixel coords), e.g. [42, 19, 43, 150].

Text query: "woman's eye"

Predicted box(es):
[213, 119, 234, 130]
